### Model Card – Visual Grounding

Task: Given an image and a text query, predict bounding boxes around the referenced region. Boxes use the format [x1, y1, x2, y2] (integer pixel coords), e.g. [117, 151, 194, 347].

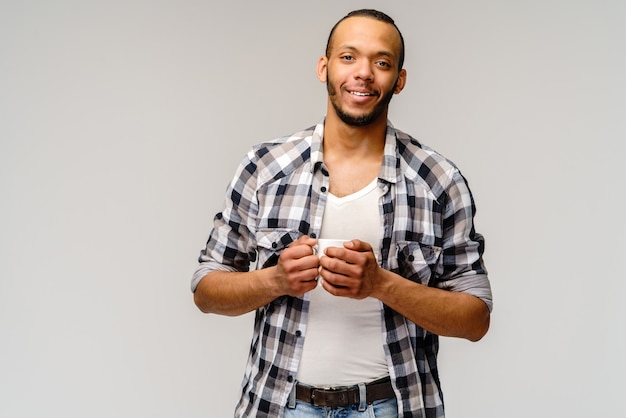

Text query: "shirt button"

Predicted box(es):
[296, 330, 302, 337]
[408, 255, 415, 262]
[272, 242, 278, 249]
[287, 375, 294, 383]
[310, 233, 317, 239]
[320, 186, 327, 193]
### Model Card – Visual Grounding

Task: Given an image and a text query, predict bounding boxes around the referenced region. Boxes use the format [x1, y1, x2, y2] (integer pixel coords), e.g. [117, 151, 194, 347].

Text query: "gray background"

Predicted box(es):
[1, 0, 624, 417]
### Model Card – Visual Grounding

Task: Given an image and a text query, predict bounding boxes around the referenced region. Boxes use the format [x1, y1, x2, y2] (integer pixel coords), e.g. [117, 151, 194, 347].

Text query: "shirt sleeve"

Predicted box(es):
[435, 168, 493, 312]
[191, 152, 260, 293]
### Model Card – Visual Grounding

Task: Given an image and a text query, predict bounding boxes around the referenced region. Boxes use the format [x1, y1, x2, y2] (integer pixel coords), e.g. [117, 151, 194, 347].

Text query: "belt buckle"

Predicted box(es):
[310, 385, 352, 407]
[309, 387, 330, 407]
[309, 387, 319, 405]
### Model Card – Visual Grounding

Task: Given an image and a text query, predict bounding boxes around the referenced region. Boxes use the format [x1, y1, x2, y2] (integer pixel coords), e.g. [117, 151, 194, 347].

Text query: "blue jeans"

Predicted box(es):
[283, 398, 398, 417]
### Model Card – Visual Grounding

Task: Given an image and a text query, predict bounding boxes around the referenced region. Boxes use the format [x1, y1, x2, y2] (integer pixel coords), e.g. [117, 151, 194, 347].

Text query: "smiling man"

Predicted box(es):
[192, 9, 492, 418]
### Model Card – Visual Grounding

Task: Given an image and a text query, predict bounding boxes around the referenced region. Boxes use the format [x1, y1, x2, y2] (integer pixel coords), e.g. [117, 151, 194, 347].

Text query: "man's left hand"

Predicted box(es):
[318, 239, 380, 299]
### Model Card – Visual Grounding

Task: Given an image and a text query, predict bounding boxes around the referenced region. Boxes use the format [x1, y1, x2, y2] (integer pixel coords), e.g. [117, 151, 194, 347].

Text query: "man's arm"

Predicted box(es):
[372, 267, 490, 342]
[193, 236, 320, 316]
[319, 240, 490, 342]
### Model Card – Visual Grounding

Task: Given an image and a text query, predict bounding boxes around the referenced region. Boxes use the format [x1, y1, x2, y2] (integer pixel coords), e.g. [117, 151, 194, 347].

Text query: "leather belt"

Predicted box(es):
[295, 377, 395, 408]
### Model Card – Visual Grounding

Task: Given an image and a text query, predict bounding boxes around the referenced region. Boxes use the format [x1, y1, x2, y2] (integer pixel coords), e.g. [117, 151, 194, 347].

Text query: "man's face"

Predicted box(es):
[319, 16, 406, 127]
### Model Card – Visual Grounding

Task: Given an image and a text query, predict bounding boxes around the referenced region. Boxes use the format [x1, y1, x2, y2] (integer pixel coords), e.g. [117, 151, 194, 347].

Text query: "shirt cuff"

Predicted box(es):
[437, 273, 493, 312]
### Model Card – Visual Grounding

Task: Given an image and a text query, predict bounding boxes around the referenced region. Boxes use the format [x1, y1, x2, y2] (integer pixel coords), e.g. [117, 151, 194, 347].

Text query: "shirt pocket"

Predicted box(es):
[395, 241, 443, 286]
[255, 228, 300, 269]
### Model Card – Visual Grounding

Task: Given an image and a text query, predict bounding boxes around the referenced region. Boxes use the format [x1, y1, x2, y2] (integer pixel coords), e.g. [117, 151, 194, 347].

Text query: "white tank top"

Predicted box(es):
[296, 178, 389, 386]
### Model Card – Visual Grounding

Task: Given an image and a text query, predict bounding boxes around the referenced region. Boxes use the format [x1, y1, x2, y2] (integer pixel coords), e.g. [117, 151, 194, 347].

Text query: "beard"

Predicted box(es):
[326, 75, 397, 127]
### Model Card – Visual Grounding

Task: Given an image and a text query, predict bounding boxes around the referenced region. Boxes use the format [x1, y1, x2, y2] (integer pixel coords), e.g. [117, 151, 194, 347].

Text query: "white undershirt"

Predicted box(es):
[296, 178, 389, 386]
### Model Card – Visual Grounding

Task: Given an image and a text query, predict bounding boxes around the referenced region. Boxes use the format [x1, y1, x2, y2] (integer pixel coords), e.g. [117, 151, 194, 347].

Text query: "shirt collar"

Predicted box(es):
[310, 119, 325, 170]
[310, 118, 400, 184]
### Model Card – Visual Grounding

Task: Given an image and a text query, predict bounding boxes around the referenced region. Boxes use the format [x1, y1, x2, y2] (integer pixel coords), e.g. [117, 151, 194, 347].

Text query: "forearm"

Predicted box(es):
[373, 269, 490, 342]
[193, 268, 281, 316]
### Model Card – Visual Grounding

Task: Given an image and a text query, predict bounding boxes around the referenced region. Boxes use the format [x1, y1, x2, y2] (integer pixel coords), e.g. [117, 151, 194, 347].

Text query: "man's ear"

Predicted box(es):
[316, 56, 328, 83]
[394, 69, 407, 94]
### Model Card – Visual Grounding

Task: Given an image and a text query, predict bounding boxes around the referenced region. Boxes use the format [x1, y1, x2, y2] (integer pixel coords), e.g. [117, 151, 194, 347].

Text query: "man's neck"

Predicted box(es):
[322, 111, 387, 197]
[322, 111, 388, 160]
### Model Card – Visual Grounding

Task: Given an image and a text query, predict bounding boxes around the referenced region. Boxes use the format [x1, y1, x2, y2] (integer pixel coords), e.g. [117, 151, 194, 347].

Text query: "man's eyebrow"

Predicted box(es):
[337, 45, 396, 60]
[375, 50, 395, 60]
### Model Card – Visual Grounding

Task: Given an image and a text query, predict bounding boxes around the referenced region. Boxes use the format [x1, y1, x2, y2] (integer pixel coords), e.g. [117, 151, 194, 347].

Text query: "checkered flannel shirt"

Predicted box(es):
[192, 120, 492, 417]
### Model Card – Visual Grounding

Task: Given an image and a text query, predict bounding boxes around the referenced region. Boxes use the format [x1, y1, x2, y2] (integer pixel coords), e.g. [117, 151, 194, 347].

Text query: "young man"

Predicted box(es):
[192, 9, 492, 418]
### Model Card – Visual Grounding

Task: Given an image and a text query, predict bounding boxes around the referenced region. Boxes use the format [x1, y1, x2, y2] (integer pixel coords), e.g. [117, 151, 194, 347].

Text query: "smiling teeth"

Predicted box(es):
[351, 91, 371, 96]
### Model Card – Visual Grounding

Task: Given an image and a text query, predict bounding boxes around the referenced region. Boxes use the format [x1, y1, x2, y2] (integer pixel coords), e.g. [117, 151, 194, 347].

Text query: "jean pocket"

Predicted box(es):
[370, 397, 398, 417]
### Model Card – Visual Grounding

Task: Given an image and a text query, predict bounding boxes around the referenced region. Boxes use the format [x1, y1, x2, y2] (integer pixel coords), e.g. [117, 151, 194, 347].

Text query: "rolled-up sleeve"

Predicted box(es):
[191, 153, 259, 292]
[436, 168, 493, 311]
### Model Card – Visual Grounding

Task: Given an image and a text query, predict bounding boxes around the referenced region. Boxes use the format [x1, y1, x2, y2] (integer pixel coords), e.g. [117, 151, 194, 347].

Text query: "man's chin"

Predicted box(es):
[342, 116, 374, 127]
[334, 108, 380, 127]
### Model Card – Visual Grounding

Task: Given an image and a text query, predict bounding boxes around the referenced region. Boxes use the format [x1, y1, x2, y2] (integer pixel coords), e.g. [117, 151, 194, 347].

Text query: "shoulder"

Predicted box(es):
[240, 125, 317, 183]
[393, 127, 461, 196]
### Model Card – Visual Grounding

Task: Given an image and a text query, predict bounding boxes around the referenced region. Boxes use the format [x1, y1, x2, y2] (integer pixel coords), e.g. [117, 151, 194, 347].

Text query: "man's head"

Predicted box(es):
[318, 9, 407, 127]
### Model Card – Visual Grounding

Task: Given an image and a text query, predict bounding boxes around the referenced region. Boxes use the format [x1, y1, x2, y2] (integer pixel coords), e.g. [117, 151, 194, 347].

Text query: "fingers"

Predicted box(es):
[319, 262, 363, 287]
[318, 239, 378, 299]
[278, 261, 318, 296]
[282, 235, 316, 259]
[275, 235, 319, 296]
[279, 248, 319, 280]
[322, 239, 371, 260]
[319, 269, 365, 299]
[319, 244, 373, 271]
[320, 281, 356, 298]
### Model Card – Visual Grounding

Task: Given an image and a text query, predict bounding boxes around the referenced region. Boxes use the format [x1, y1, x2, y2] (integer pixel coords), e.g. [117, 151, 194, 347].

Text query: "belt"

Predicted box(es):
[295, 377, 395, 408]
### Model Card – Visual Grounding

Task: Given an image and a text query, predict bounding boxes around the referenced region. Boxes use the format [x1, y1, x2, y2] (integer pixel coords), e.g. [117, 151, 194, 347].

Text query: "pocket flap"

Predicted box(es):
[395, 241, 442, 285]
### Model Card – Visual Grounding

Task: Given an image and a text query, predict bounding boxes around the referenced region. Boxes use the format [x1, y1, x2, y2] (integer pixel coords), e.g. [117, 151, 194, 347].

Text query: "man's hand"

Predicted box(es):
[274, 235, 320, 297]
[194, 235, 319, 315]
[318, 239, 380, 299]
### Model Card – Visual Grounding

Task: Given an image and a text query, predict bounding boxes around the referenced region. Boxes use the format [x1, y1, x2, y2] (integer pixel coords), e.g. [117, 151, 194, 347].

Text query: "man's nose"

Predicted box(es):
[354, 62, 374, 81]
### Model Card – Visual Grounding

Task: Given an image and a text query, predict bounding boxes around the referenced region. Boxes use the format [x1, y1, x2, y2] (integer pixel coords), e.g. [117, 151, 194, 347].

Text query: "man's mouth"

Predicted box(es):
[348, 90, 377, 97]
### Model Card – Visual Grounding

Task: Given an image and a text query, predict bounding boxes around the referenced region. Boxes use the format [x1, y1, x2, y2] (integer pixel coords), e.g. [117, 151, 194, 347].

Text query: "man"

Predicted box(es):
[192, 9, 492, 418]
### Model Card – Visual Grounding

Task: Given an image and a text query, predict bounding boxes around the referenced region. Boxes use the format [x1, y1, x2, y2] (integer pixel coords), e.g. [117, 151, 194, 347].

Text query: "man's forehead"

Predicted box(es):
[330, 16, 402, 54]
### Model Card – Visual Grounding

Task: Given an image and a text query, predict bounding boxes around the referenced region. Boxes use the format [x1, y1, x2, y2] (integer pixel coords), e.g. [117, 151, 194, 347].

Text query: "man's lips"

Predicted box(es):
[348, 89, 378, 97]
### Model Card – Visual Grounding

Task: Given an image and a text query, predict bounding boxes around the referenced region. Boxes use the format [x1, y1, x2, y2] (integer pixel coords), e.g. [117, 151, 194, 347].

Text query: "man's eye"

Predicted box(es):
[376, 61, 391, 68]
[341, 56, 354, 61]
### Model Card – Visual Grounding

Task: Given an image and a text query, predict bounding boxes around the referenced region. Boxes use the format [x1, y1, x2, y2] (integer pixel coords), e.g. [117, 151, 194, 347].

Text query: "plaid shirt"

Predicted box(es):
[192, 120, 492, 418]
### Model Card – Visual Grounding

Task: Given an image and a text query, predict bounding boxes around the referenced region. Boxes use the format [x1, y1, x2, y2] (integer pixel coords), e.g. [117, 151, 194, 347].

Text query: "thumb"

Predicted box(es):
[345, 239, 372, 252]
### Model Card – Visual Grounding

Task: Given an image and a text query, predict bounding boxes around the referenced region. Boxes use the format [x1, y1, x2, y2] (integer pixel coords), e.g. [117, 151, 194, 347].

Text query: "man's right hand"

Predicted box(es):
[274, 235, 320, 296]
[194, 235, 320, 315]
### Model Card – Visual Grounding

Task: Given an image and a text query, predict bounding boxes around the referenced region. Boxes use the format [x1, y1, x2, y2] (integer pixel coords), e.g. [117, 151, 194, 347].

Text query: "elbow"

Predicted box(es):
[193, 273, 221, 314]
[467, 306, 490, 342]
[193, 275, 220, 314]
[193, 290, 213, 314]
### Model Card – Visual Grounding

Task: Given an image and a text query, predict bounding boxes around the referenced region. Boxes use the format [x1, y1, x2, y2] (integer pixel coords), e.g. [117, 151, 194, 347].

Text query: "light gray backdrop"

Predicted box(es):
[1, 0, 624, 417]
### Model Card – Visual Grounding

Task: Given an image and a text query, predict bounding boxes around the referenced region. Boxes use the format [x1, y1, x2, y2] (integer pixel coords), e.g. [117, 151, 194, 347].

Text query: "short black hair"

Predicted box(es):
[325, 9, 405, 70]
